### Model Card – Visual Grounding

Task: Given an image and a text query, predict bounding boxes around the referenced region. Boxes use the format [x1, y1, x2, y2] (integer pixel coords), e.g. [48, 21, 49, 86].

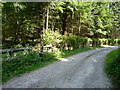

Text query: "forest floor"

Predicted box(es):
[2, 46, 119, 88]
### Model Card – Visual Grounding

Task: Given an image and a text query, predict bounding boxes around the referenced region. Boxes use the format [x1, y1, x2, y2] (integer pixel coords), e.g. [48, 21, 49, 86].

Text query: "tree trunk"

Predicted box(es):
[62, 12, 67, 35]
[46, 8, 49, 32]
[71, 13, 74, 34]
[52, 20, 55, 32]
[78, 13, 81, 34]
[43, 12, 45, 31]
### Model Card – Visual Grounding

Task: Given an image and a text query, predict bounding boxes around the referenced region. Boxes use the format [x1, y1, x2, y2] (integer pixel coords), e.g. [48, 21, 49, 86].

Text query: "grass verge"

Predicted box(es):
[2, 46, 102, 83]
[105, 48, 120, 88]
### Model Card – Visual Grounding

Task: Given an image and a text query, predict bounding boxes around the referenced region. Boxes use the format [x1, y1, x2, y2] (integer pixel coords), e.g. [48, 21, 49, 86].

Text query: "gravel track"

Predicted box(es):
[2, 46, 119, 88]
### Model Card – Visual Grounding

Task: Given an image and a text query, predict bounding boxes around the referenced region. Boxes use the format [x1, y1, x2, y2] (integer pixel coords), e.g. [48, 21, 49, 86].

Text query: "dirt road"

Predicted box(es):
[2, 46, 118, 88]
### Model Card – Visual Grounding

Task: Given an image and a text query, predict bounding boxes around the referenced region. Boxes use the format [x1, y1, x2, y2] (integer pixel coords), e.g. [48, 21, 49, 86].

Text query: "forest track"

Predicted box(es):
[2, 46, 119, 88]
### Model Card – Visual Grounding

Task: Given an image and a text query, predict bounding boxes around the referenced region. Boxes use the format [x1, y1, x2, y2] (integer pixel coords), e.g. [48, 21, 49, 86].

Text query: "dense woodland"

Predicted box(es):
[1, 2, 120, 84]
[2, 2, 120, 49]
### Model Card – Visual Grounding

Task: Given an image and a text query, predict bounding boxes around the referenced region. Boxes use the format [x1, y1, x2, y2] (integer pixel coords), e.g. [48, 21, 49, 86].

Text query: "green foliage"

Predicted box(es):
[43, 30, 62, 47]
[60, 35, 88, 50]
[67, 35, 79, 49]
[2, 51, 57, 82]
[108, 39, 116, 45]
[80, 37, 88, 47]
[99, 38, 108, 45]
[51, 2, 65, 13]
[2, 2, 120, 85]
[2, 53, 10, 58]
[118, 39, 120, 45]
[2, 2, 50, 48]
[105, 48, 120, 88]
[43, 32, 89, 50]
[2, 2, 120, 49]
[92, 38, 100, 46]
[91, 38, 120, 46]
[13, 44, 23, 48]
[43, 30, 119, 49]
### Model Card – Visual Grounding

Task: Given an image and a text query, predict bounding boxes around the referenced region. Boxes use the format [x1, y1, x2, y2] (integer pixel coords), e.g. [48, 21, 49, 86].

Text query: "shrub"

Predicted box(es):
[108, 39, 116, 45]
[58, 35, 88, 50]
[114, 39, 120, 45]
[111, 39, 116, 45]
[105, 48, 120, 88]
[43, 30, 62, 47]
[80, 37, 88, 48]
[92, 38, 100, 46]
[2, 51, 41, 82]
[67, 35, 78, 49]
[2, 51, 57, 82]
[66, 35, 88, 49]
[118, 39, 120, 45]
[100, 39, 108, 45]
[59, 35, 67, 50]
[108, 39, 111, 45]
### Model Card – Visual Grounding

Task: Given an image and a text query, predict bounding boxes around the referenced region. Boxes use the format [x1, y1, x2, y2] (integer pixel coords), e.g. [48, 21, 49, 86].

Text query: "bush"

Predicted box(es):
[67, 35, 79, 49]
[63, 35, 88, 50]
[118, 39, 120, 45]
[92, 38, 100, 46]
[105, 48, 120, 88]
[43, 30, 62, 47]
[98, 38, 120, 46]
[99, 39, 108, 45]
[111, 39, 116, 45]
[108, 39, 111, 45]
[114, 39, 120, 45]
[2, 51, 57, 82]
[58, 35, 67, 49]
[80, 37, 88, 48]
[108, 39, 115, 45]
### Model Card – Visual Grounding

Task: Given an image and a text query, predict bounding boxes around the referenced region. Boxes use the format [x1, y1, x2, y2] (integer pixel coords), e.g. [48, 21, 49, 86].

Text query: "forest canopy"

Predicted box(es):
[2, 2, 120, 49]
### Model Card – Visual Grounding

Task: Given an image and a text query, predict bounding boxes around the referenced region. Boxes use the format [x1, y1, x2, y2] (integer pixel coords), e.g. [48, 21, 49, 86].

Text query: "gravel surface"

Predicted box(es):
[2, 46, 119, 88]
